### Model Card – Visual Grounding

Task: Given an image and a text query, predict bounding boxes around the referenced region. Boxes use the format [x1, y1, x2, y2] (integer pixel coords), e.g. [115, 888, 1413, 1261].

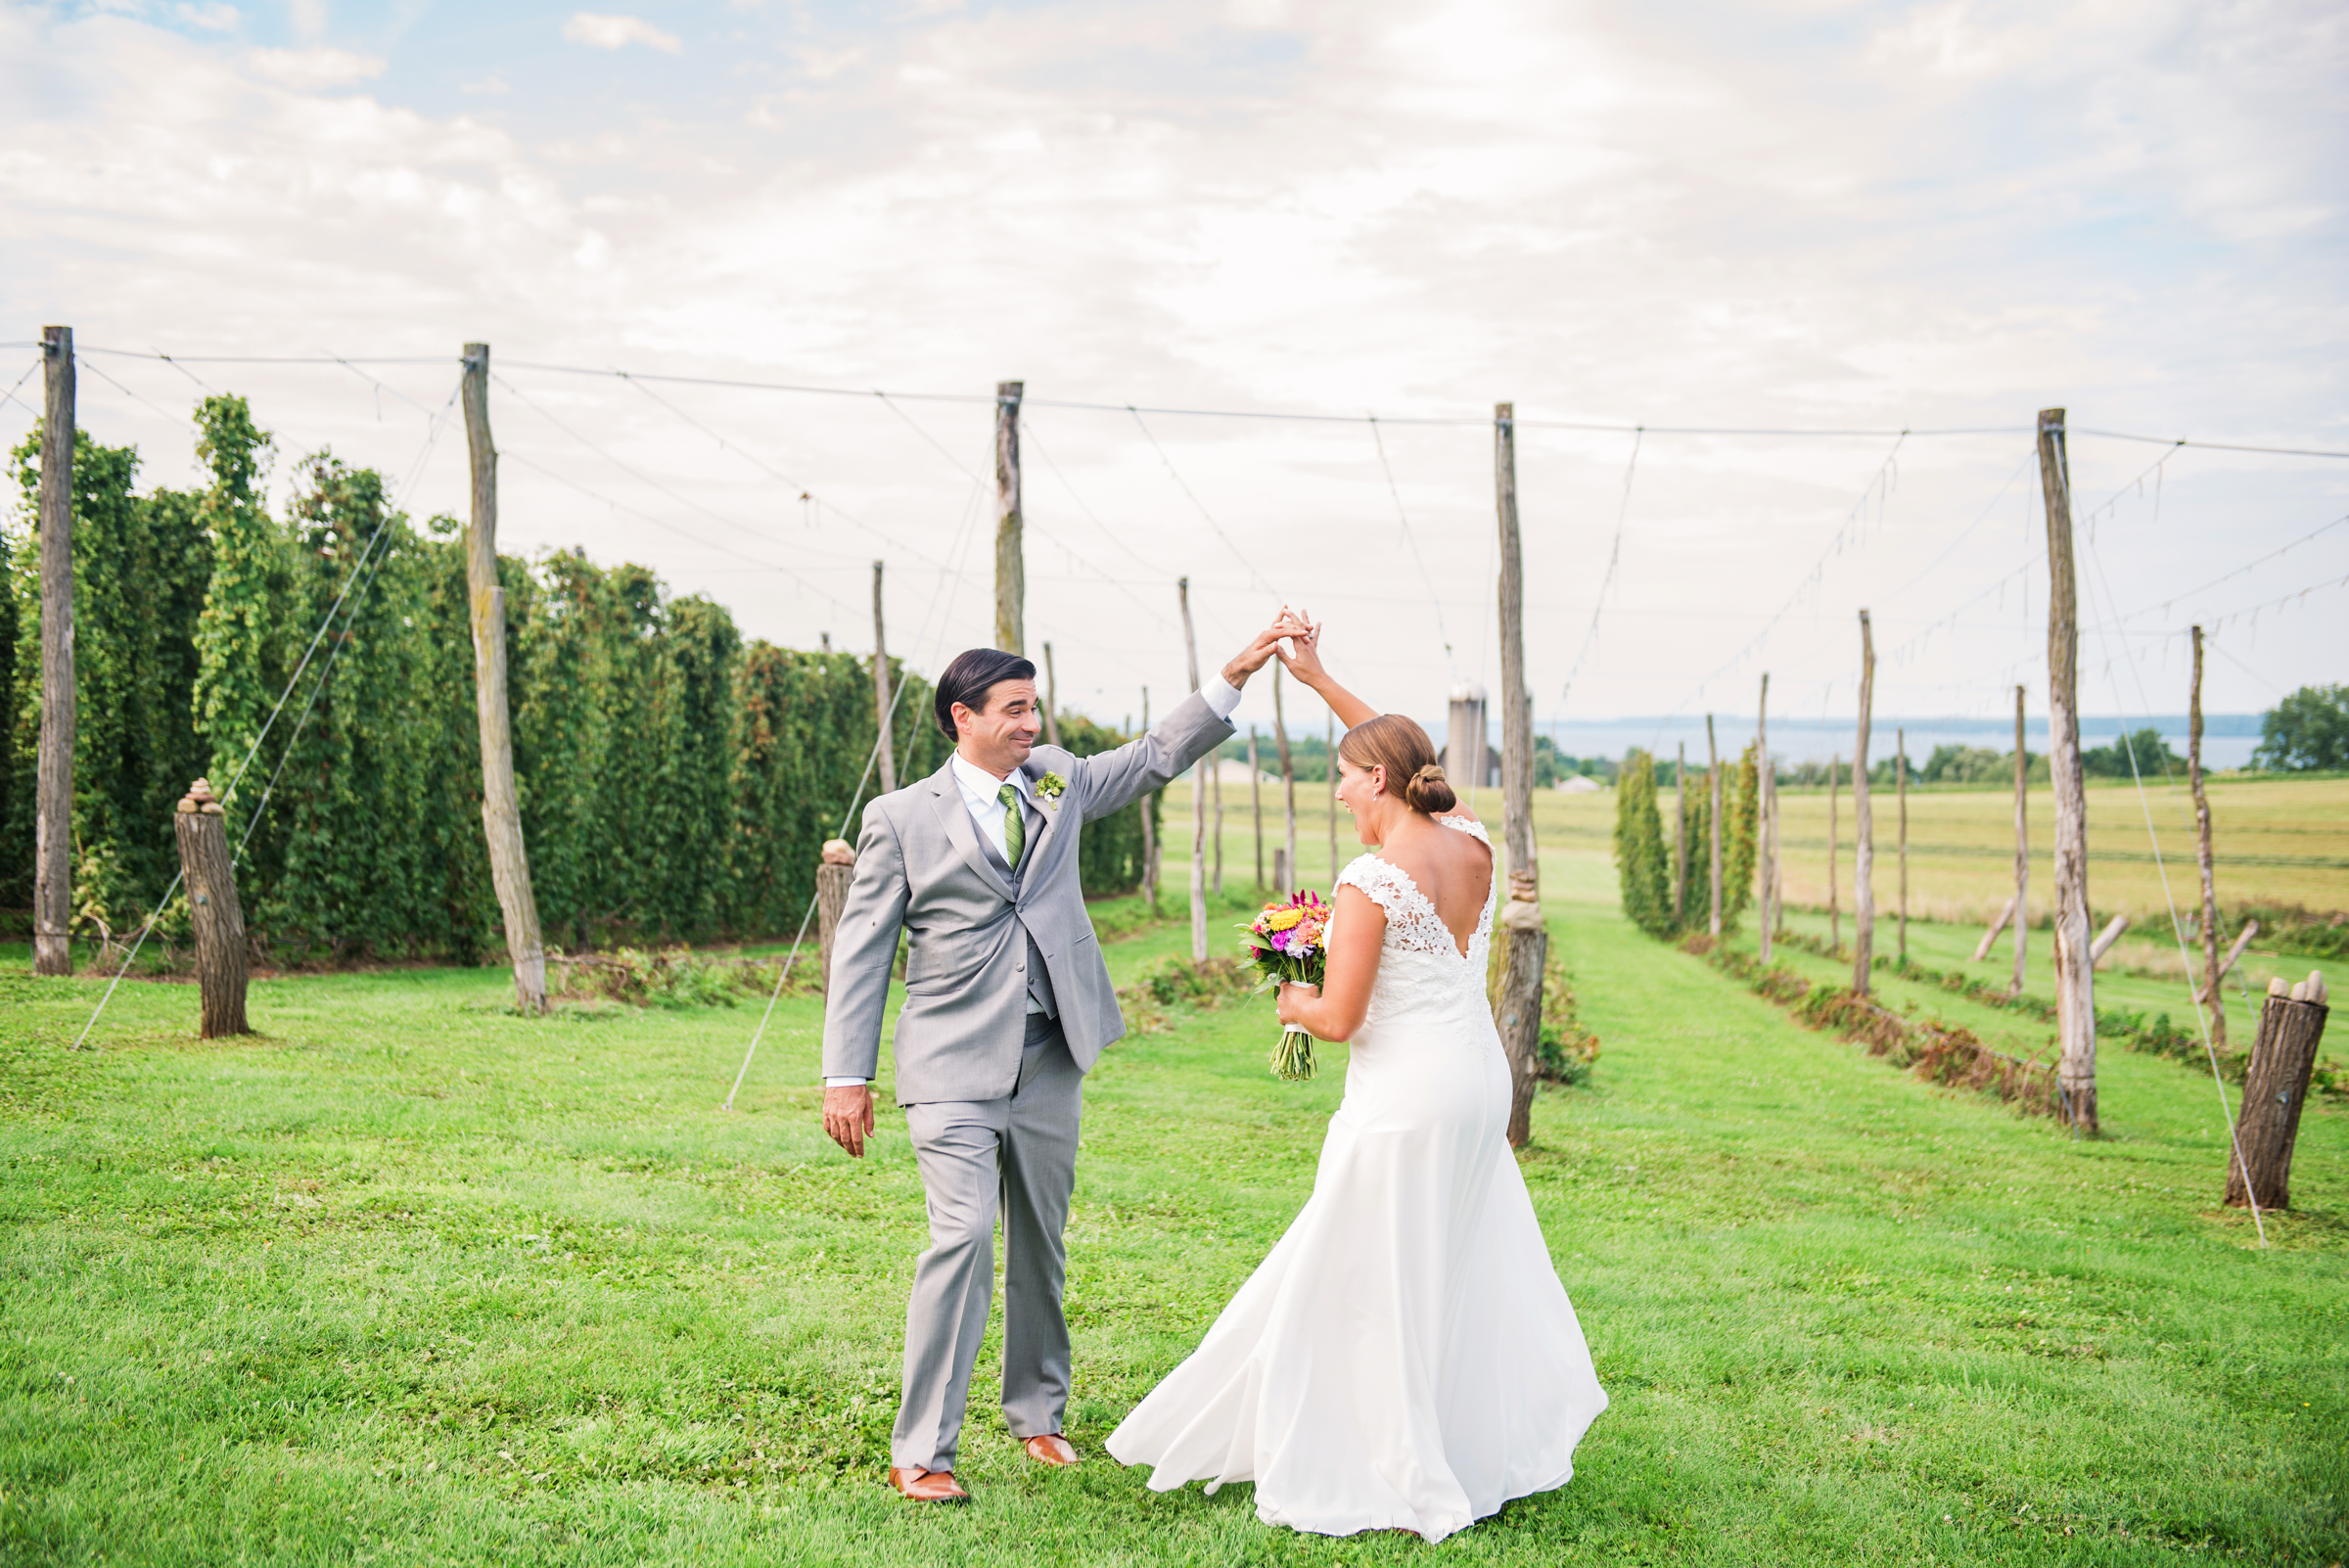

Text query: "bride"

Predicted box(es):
[1107, 615, 1607, 1542]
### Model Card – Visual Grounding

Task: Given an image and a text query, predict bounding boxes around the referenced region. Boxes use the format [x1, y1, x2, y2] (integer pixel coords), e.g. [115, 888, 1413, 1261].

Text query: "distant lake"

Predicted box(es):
[1514, 714, 2266, 771]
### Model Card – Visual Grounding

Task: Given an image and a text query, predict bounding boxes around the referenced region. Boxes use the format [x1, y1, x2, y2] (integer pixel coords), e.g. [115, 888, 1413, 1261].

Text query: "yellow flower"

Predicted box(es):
[1262, 906, 1304, 933]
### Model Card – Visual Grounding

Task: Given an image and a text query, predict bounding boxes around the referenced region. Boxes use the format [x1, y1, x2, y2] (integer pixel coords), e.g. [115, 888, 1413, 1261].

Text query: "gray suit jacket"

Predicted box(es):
[821, 689, 1234, 1104]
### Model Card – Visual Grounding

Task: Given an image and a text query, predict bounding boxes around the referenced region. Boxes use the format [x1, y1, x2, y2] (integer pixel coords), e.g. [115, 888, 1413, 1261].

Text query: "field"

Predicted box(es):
[4, 830, 2345, 1566]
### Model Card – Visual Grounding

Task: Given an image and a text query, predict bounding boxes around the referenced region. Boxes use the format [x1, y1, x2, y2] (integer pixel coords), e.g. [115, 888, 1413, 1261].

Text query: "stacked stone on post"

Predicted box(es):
[172, 777, 250, 1038]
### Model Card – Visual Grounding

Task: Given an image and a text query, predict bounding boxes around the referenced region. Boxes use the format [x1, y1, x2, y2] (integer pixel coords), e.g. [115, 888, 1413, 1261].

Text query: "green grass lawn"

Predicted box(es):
[3, 854, 2344, 1565]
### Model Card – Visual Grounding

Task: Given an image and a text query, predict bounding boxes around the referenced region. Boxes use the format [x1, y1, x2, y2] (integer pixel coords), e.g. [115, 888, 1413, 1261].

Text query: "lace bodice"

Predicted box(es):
[1333, 816, 1498, 1031]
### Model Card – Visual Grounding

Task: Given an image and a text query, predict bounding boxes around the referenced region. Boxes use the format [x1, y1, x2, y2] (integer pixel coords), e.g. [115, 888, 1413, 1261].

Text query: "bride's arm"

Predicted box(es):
[1273, 611, 1379, 730]
[1273, 884, 1383, 1042]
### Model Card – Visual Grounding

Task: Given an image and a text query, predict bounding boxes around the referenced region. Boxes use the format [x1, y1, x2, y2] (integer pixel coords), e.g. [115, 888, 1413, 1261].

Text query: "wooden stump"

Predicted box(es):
[1489, 906, 1547, 1150]
[2226, 978, 2329, 1210]
[172, 778, 249, 1038]
[816, 839, 855, 993]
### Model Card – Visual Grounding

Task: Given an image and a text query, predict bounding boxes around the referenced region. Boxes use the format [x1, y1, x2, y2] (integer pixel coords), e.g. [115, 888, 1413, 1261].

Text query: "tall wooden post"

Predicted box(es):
[1249, 726, 1265, 889]
[1706, 715, 1723, 939]
[1758, 673, 1774, 964]
[1673, 743, 1689, 927]
[2039, 407, 2096, 1132]
[2012, 683, 2030, 997]
[1139, 686, 1157, 909]
[460, 344, 548, 1013]
[1180, 578, 1208, 962]
[993, 381, 1025, 655]
[2190, 626, 2226, 1048]
[1853, 610, 1875, 993]
[1896, 727, 1909, 968]
[1827, 755, 1841, 953]
[2226, 976, 2327, 1210]
[816, 839, 855, 993]
[1039, 640, 1062, 750]
[172, 778, 249, 1037]
[1327, 713, 1339, 881]
[871, 560, 897, 796]
[1492, 401, 1546, 1149]
[32, 325, 75, 977]
[1272, 667, 1297, 895]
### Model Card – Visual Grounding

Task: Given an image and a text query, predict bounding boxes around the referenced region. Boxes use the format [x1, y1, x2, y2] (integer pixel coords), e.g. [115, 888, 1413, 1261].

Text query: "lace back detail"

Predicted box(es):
[1333, 814, 1497, 961]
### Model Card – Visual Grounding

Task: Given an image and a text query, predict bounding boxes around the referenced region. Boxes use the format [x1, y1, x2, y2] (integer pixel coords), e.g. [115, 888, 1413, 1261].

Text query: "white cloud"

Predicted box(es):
[173, 2, 241, 31]
[561, 12, 682, 53]
[248, 45, 385, 89]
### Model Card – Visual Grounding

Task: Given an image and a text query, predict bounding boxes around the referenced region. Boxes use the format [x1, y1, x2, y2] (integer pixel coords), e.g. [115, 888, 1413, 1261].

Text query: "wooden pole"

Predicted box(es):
[1272, 666, 1297, 896]
[1853, 610, 1875, 993]
[1758, 673, 1773, 964]
[1673, 743, 1688, 927]
[1327, 713, 1338, 884]
[1040, 640, 1062, 750]
[870, 560, 897, 795]
[1139, 685, 1157, 909]
[2189, 626, 2226, 1048]
[993, 381, 1025, 655]
[1896, 727, 1909, 968]
[2196, 922, 2260, 1006]
[1493, 401, 1545, 1150]
[1827, 754, 1840, 954]
[2039, 407, 2096, 1132]
[172, 778, 248, 1037]
[2090, 913, 2130, 967]
[1975, 897, 2017, 962]
[1180, 578, 1208, 962]
[1706, 715, 1723, 939]
[1249, 726, 1264, 890]
[460, 344, 547, 1013]
[2227, 976, 2328, 1209]
[2013, 683, 2029, 997]
[815, 839, 855, 993]
[33, 325, 75, 977]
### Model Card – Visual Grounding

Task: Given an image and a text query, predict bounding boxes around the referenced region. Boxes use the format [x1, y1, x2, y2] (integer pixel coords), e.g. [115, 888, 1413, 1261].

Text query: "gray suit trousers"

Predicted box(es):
[892, 1013, 1083, 1472]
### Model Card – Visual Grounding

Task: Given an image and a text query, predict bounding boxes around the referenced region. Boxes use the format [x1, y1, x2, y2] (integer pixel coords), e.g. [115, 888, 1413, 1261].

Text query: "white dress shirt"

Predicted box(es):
[826, 672, 1245, 1087]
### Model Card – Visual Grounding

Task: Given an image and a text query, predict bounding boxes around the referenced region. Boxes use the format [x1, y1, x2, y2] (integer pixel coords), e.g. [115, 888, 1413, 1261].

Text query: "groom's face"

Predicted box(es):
[954, 678, 1043, 773]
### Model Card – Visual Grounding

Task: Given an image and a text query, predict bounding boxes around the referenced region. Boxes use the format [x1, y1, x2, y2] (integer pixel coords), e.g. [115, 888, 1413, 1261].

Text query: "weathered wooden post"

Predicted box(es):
[1758, 673, 1774, 964]
[1179, 578, 1208, 962]
[994, 381, 1025, 655]
[1272, 667, 1297, 895]
[1272, 847, 1288, 899]
[2090, 914, 2130, 967]
[1039, 639, 1062, 750]
[2012, 683, 2029, 997]
[2198, 922, 2260, 1008]
[2189, 626, 2225, 1047]
[1853, 610, 1876, 993]
[460, 344, 548, 1013]
[33, 325, 75, 977]
[2039, 407, 2096, 1132]
[1673, 742, 1689, 928]
[1249, 727, 1265, 889]
[1896, 727, 1909, 968]
[1490, 400, 1546, 1149]
[1706, 715, 1723, 939]
[172, 778, 249, 1037]
[816, 838, 855, 993]
[1827, 754, 1841, 953]
[2226, 974, 2329, 1210]
[871, 560, 897, 796]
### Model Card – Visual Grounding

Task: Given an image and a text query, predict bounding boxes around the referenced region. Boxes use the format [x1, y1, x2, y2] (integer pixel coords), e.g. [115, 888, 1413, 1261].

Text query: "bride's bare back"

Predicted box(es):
[1369, 809, 1493, 957]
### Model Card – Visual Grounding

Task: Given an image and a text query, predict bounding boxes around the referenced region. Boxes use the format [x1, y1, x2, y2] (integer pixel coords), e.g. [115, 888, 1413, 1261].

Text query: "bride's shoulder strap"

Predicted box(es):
[1333, 853, 1417, 918]
[1436, 813, 1492, 847]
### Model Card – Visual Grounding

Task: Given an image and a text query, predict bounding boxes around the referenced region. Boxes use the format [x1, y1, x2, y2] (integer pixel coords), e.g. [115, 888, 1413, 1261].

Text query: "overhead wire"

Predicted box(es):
[1562, 428, 1642, 700]
[1364, 415, 1458, 675]
[1127, 407, 1278, 597]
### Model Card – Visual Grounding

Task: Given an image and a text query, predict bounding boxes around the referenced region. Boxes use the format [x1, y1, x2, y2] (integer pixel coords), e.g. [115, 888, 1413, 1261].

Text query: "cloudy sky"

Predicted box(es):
[3, 0, 2343, 744]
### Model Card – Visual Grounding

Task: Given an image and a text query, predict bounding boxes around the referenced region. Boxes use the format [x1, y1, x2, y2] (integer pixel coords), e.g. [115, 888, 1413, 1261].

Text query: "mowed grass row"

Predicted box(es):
[1, 852, 2343, 1564]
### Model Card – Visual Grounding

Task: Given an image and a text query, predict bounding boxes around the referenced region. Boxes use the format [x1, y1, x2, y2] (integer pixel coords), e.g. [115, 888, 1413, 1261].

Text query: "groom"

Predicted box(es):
[821, 626, 1288, 1502]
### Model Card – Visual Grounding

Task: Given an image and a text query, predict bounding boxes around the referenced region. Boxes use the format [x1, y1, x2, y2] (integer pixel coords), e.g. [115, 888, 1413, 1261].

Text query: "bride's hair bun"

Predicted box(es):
[1405, 762, 1457, 814]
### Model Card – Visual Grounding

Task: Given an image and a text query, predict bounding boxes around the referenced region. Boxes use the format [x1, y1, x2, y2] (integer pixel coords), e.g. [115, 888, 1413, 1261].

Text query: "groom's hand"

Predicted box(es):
[1221, 620, 1296, 689]
[824, 1084, 876, 1158]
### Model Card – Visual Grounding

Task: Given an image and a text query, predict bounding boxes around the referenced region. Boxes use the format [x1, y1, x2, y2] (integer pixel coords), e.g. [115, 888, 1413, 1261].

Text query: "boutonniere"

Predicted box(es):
[1035, 771, 1068, 810]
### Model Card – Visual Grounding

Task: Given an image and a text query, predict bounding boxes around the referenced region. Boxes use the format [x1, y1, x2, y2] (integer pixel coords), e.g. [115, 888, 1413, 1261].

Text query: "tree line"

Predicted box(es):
[1611, 745, 1761, 940]
[3, 397, 1155, 964]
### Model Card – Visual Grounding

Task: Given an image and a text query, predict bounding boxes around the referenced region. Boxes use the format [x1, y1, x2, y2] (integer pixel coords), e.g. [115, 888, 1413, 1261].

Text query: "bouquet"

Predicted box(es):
[1239, 891, 1331, 1081]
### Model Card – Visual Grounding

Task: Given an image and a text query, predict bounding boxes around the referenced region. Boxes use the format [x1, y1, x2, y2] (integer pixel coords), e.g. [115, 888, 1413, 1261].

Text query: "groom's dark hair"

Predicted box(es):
[935, 648, 1037, 739]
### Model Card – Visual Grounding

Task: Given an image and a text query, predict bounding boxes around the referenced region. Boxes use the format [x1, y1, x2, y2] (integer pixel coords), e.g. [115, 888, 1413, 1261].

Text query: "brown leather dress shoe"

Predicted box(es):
[1022, 1434, 1081, 1467]
[887, 1466, 970, 1502]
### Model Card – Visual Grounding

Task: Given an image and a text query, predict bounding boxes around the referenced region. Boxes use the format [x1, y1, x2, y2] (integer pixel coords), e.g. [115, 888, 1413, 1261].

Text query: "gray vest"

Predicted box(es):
[976, 794, 1058, 1019]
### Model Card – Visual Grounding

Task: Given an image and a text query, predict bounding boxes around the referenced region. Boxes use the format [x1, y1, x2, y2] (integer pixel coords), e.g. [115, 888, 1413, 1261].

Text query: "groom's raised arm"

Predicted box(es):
[820, 803, 911, 1083]
[1076, 683, 1237, 823]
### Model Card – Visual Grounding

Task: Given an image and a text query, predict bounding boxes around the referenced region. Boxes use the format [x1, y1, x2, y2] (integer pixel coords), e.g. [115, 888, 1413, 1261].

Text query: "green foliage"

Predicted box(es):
[2081, 726, 2182, 779]
[190, 395, 284, 807]
[1674, 745, 1759, 934]
[2253, 684, 2349, 771]
[1612, 748, 1674, 937]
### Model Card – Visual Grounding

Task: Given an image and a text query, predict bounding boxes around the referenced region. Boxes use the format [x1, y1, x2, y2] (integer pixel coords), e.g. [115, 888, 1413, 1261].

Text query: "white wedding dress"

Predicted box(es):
[1107, 816, 1607, 1542]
